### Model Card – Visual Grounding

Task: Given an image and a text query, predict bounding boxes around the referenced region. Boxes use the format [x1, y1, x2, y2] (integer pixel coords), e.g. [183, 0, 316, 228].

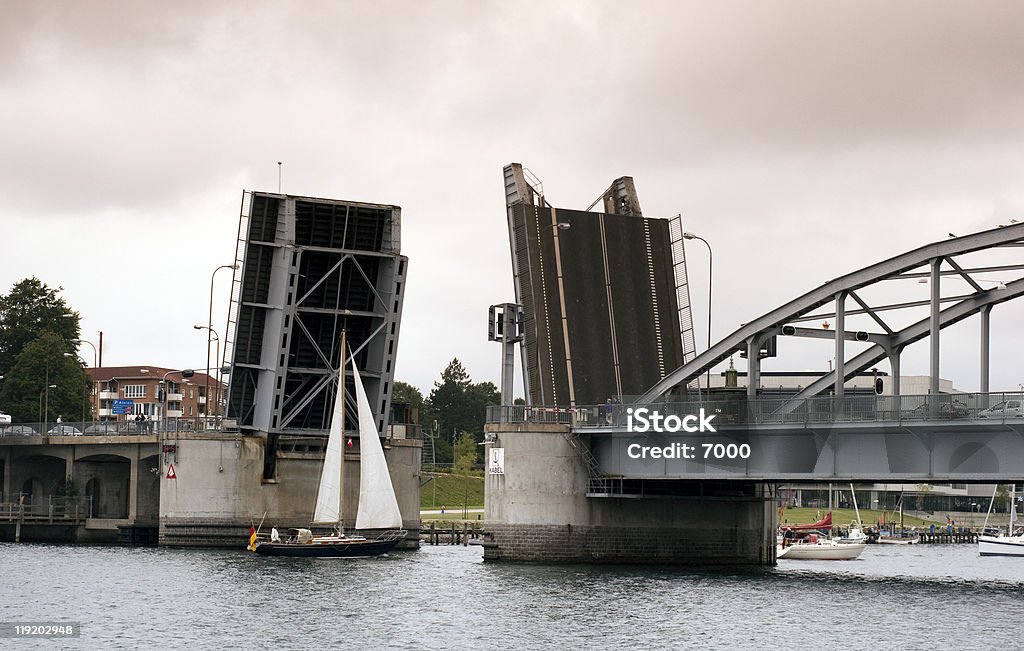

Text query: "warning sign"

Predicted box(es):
[166, 463, 177, 480]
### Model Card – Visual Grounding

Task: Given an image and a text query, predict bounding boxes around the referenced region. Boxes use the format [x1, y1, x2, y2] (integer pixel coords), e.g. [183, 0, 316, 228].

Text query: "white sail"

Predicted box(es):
[352, 361, 403, 530]
[312, 374, 345, 525]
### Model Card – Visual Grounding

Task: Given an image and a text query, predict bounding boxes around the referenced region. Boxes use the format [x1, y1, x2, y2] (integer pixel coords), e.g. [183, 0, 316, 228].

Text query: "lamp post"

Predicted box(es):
[682, 231, 713, 392]
[63, 352, 92, 427]
[206, 264, 238, 431]
[74, 339, 98, 368]
[161, 369, 196, 433]
[194, 325, 220, 428]
[39, 384, 56, 431]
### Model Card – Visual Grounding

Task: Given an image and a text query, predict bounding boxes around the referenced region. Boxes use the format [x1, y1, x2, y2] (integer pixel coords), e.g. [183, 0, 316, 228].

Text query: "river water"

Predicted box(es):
[1, 542, 1022, 649]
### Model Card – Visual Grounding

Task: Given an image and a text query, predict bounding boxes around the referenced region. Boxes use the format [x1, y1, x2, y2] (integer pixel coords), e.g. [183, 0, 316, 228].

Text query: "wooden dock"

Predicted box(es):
[917, 531, 978, 544]
[420, 521, 486, 546]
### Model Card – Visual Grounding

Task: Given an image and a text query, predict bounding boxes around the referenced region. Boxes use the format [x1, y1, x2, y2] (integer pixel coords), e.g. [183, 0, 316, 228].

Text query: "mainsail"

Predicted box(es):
[352, 362, 403, 530]
[312, 372, 345, 525]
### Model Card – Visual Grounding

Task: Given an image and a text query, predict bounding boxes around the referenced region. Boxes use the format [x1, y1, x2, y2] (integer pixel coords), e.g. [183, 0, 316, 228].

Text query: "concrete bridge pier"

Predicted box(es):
[483, 423, 778, 565]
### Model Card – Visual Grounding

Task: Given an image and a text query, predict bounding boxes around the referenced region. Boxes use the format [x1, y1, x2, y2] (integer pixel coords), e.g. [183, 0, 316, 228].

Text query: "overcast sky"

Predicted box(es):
[3, 1, 1023, 397]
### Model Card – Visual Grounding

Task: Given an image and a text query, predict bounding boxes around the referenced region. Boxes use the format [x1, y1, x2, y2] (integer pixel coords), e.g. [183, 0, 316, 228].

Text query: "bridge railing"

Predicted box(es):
[0, 418, 225, 437]
[486, 392, 1024, 426]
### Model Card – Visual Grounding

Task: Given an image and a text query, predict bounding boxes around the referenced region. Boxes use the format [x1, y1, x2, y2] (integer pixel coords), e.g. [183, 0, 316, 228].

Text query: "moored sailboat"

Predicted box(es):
[250, 339, 406, 557]
[978, 484, 1024, 557]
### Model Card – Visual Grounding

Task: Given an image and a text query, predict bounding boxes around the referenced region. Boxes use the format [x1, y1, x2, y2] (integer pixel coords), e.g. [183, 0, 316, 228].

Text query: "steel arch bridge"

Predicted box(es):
[639, 222, 1024, 405]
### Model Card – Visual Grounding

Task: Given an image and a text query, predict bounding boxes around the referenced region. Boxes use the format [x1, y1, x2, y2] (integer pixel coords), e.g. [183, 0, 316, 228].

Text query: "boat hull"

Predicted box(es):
[978, 535, 1024, 557]
[777, 542, 866, 561]
[253, 535, 404, 558]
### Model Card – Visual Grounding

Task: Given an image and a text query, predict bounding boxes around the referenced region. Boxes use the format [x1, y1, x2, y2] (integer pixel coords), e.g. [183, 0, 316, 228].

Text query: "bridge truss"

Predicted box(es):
[639, 222, 1024, 404]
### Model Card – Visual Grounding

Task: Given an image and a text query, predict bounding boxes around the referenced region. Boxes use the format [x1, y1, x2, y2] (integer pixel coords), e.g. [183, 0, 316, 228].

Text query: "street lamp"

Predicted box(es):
[206, 264, 238, 430]
[161, 369, 196, 433]
[682, 231, 713, 392]
[39, 384, 57, 430]
[74, 339, 98, 368]
[64, 352, 92, 426]
[194, 325, 220, 428]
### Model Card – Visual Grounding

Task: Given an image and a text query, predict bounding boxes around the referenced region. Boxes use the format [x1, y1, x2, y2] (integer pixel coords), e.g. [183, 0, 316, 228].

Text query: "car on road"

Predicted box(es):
[2, 425, 38, 435]
[910, 399, 970, 419]
[0, 412, 11, 426]
[83, 423, 124, 436]
[978, 400, 1023, 418]
[47, 425, 83, 436]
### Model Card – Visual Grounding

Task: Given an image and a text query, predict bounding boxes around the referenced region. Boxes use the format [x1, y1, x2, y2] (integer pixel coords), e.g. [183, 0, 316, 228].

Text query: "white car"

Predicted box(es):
[47, 425, 83, 436]
[978, 400, 1023, 418]
[0, 412, 11, 425]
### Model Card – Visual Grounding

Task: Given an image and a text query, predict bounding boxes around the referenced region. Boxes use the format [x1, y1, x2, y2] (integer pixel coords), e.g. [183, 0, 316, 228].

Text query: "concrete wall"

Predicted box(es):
[484, 423, 776, 565]
[0, 436, 161, 543]
[159, 433, 421, 547]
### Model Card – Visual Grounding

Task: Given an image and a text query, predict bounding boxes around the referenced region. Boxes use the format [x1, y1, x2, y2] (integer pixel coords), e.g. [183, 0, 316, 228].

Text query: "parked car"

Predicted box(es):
[978, 400, 1023, 418]
[911, 399, 970, 419]
[3, 425, 38, 435]
[83, 423, 123, 436]
[0, 412, 11, 425]
[47, 425, 83, 436]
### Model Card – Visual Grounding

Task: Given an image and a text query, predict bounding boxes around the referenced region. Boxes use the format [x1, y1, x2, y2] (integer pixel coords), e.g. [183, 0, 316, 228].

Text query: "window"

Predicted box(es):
[124, 385, 146, 399]
[189, 389, 194, 399]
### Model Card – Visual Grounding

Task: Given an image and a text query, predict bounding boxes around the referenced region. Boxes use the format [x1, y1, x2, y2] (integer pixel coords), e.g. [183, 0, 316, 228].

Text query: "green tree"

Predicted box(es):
[425, 358, 474, 444]
[0, 277, 81, 376]
[422, 360, 502, 464]
[453, 431, 477, 475]
[996, 484, 1010, 512]
[391, 381, 424, 411]
[0, 331, 90, 424]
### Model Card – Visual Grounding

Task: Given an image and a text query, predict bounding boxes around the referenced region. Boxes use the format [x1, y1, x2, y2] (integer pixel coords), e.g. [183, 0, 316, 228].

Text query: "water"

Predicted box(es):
[2, 542, 1023, 649]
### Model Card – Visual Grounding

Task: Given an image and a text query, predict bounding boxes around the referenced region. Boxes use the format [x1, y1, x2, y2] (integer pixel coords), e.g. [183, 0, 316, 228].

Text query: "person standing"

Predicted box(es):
[601, 398, 614, 426]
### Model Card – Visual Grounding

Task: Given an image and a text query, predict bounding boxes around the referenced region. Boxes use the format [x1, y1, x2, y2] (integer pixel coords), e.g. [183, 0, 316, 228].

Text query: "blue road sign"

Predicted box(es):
[113, 399, 135, 415]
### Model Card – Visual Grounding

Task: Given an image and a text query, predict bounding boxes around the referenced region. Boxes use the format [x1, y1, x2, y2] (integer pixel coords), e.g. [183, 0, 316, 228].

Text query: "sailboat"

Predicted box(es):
[978, 484, 1024, 557]
[250, 342, 406, 557]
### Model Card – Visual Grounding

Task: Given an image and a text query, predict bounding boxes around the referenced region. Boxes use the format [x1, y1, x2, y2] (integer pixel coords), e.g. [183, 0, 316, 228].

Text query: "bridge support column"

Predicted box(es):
[483, 423, 778, 565]
[834, 291, 846, 398]
[746, 338, 761, 399]
[929, 258, 941, 394]
[888, 349, 901, 396]
[128, 446, 139, 520]
[980, 305, 991, 394]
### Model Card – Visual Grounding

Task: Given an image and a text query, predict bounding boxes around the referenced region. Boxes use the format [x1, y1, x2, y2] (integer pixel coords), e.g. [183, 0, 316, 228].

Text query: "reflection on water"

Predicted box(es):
[1, 542, 1022, 648]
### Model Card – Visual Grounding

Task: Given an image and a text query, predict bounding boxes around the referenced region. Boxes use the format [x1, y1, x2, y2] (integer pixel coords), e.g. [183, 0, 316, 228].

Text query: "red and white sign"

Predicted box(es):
[166, 463, 177, 480]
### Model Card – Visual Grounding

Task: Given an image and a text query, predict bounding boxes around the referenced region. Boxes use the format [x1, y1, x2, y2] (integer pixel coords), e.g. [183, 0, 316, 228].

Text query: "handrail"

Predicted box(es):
[486, 391, 1024, 427]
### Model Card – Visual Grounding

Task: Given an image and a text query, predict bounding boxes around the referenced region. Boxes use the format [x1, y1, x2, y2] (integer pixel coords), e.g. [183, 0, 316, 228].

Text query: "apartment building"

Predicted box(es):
[85, 366, 226, 428]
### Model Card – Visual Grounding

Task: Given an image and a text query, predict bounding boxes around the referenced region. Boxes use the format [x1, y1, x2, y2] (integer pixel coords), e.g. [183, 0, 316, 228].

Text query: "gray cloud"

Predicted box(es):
[2, 0, 1022, 394]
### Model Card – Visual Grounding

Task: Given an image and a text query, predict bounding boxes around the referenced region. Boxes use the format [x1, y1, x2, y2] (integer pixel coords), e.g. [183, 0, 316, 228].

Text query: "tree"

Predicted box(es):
[391, 381, 424, 411]
[422, 359, 502, 464]
[425, 358, 474, 444]
[453, 432, 476, 475]
[0, 277, 81, 376]
[0, 331, 90, 424]
[996, 484, 1010, 513]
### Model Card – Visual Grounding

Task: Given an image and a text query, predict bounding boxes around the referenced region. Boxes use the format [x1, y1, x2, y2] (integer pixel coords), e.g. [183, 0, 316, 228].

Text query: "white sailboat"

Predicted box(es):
[979, 484, 1024, 557]
[251, 341, 406, 557]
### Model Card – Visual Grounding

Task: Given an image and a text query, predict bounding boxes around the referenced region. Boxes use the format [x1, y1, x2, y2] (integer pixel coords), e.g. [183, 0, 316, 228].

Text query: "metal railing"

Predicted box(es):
[0, 418, 224, 437]
[486, 392, 1024, 427]
[0, 495, 93, 522]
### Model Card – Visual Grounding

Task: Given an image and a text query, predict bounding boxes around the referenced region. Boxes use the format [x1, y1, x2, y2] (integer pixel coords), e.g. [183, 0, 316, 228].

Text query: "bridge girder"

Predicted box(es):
[638, 222, 1024, 403]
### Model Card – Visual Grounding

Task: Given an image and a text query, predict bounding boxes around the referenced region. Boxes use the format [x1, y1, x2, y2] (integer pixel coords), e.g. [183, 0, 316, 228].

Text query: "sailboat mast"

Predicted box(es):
[338, 330, 347, 532]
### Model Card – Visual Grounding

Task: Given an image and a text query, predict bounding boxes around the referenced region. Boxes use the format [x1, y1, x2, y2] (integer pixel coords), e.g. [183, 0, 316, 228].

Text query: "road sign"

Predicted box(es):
[113, 399, 135, 415]
[166, 463, 176, 480]
[488, 448, 505, 475]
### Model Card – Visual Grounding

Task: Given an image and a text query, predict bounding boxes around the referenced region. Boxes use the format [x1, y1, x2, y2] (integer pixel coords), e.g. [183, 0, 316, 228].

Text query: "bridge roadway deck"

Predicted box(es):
[579, 417, 1024, 482]
[487, 394, 1024, 482]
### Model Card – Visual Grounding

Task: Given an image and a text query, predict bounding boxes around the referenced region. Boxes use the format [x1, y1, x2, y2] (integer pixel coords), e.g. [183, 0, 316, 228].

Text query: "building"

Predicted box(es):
[85, 366, 226, 430]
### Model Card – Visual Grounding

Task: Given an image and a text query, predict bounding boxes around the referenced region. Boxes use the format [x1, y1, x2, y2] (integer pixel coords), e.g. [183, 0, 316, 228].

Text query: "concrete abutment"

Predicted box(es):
[484, 423, 777, 565]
